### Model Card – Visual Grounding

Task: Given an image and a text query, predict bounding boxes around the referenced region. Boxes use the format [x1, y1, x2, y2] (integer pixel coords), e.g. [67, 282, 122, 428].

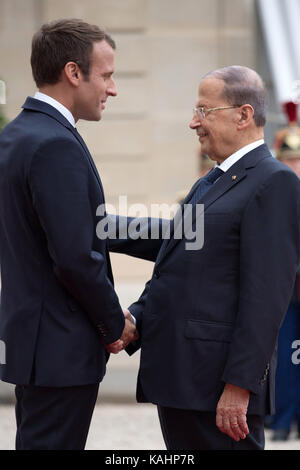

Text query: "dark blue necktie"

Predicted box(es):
[189, 167, 224, 205]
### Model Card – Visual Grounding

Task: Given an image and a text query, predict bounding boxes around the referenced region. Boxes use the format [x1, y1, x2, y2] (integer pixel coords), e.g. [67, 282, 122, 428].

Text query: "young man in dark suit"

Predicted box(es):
[112, 66, 300, 450]
[0, 19, 137, 450]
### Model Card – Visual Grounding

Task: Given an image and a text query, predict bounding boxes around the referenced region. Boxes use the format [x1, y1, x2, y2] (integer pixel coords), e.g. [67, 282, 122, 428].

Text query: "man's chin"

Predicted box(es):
[201, 146, 218, 162]
[199, 142, 209, 155]
[81, 113, 102, 122]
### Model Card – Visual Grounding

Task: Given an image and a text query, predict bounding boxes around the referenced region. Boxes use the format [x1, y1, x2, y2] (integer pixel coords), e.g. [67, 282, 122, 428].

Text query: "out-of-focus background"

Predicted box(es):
[0, 0, 300, 450]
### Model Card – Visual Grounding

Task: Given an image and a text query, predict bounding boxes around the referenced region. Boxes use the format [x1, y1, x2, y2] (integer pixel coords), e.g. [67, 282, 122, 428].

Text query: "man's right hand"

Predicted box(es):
[120, 317, 139, 347]
[105, 339, 124, 354]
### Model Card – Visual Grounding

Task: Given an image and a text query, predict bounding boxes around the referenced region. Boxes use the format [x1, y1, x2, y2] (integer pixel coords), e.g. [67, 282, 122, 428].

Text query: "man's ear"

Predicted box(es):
[64, 62, 81, 87]
[236, 104, 254, 130]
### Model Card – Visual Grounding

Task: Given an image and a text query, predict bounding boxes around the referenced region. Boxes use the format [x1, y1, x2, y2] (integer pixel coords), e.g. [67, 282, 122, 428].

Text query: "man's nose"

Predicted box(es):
[108, 78, 117, 97]
[190, 114, 200, 129]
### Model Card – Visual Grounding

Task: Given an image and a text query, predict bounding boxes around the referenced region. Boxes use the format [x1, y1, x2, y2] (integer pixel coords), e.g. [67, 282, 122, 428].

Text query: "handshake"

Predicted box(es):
[105, 309, 139, 354]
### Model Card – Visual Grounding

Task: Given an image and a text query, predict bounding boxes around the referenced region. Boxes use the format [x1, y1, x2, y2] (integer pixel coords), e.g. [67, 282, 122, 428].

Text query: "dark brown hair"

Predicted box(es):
[31, 18, 115, 87]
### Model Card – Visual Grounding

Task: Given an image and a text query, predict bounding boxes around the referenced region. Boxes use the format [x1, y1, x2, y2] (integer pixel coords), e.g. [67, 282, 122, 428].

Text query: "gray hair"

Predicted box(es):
[203, 66, 267, 127]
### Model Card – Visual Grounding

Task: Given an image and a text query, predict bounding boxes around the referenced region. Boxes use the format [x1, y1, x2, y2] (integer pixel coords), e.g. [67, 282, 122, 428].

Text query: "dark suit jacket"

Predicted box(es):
[291, 266, 300, 304]
[111, 144, 300, 415]
[0, 97, 125, 386]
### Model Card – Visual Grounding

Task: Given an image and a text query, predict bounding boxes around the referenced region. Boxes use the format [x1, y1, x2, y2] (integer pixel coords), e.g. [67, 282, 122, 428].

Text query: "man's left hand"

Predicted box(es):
[216, 383, 250, 442]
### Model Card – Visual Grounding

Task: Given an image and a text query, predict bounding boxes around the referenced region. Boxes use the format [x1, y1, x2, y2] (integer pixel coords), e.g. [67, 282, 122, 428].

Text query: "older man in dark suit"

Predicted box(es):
[111, 66, 300, 450]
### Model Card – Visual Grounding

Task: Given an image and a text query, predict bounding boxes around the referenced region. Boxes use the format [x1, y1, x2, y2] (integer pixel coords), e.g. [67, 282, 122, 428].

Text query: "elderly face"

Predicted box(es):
[190, 78, 241, 164]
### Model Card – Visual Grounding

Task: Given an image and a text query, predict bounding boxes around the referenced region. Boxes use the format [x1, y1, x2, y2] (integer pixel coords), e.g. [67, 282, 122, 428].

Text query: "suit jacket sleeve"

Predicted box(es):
[108, 215, 165, 262]
[222, 169, 300, 394]
[29, 137, 125, 344]
[125, 279, 152, 355]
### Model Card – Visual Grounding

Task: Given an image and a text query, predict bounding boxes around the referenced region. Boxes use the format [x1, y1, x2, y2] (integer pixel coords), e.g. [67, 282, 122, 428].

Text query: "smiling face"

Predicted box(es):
[74, 40, 117, 122]
[190, 78, 240, 164]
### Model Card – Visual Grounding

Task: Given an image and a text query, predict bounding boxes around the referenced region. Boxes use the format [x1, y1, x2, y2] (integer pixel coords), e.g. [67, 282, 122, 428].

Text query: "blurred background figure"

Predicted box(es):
[270, 101, 300, 441]
[274, 102, 300, 178]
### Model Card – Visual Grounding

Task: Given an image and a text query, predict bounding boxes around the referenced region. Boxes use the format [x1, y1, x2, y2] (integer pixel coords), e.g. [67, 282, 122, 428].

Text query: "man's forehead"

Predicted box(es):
[196, 77, 225, 103]
[92, 41, 114, 62]
[198, 77, 224, 93]
[89, 43, 114, 77]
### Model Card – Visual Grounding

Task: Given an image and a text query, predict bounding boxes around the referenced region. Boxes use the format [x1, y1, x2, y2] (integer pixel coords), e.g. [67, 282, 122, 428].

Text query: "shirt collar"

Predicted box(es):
[217, 139, 265, 172]
[34, 91, 76, 128]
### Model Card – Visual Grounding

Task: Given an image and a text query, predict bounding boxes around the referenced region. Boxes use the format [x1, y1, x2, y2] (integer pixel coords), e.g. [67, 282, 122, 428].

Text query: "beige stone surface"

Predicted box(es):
[95, 158, 150, 199]
[149, 34, 219, 115]
[219, 32, 255, 68]
[148, 0, 219, 30]
[43, 0, 148, 30]
[222, 0, 255, 29]
[105, 76, 150, 116]
[0, 2, 291, 452]
[113, 33, 149, 74]
[147, 119, 199, 202]
[78, 119, 151, 158]
[0, 0, 37, 119]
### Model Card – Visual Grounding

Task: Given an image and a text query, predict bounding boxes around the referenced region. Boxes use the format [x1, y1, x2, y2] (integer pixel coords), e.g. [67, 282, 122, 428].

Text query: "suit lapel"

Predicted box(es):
[156, 168, 247, 265]
[22, 97, 105, 197]
[156, 145, 271, 266]
[199, 166, 247, 210]
[22, 96, 75, 130]
[155, 179, 201, 266]
[69, 127, 105, 196]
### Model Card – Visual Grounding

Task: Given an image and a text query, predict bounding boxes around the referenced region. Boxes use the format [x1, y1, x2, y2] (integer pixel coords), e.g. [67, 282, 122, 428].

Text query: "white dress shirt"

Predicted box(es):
[34, 91, 76, 128]
[217, 139, 265, 172]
